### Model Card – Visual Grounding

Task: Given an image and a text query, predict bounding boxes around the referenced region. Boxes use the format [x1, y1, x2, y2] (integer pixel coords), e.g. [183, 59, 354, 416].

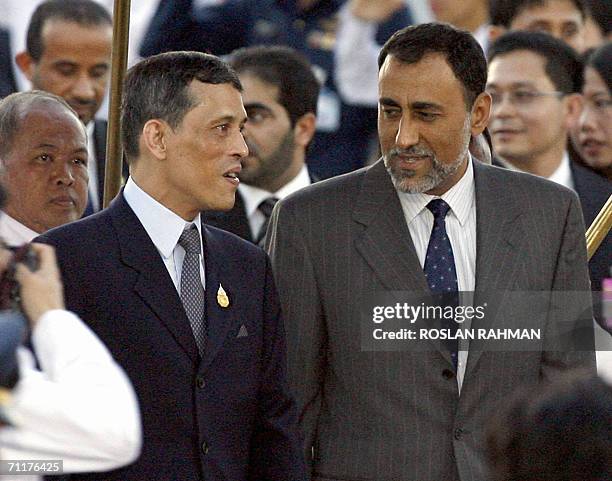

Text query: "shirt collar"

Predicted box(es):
[123, 177, 202, 259]
[0, 212, 38, 246]
[547, 152, 574, 191]
[397, 154, 475, 227]
[239, 165, 311, 218]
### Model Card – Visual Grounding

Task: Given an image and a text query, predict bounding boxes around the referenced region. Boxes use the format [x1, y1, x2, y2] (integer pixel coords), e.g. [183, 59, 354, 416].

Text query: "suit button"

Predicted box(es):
[201, 442, 209, 455]
[442, 369, 455, 380]
[454, 428, 463, 440]
[196, 376, 206, 389]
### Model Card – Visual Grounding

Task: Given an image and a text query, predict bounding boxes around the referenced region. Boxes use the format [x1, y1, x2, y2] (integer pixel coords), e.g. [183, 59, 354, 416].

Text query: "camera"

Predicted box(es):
[0, 243, 40, 312]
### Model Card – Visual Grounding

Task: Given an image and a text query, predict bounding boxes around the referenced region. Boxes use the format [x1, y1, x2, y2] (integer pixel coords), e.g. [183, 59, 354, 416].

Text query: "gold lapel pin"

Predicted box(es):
[217, 284, 229, 308]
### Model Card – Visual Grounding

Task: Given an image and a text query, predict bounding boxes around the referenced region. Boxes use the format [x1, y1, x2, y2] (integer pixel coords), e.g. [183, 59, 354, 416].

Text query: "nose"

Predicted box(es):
[53, 161, 76, 186]
[232, 129, 249, 158]
[395, 115, 419, 148]
[71, 73, 96, 101]
[579, 103, 598, 134]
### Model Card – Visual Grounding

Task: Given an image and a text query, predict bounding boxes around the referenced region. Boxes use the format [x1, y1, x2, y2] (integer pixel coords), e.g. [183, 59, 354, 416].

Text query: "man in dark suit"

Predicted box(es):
[486, 31, 611, 295]
[37, 51, 306, 481]
[204, 46, 319, 245]
[15, 0, 116, 213]
[0, 27, 17, 99]
[267, 23, 596, 481]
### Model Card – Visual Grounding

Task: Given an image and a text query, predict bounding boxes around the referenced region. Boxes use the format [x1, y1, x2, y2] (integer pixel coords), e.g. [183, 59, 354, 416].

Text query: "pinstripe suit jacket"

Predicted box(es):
[266, 159, 596, 481]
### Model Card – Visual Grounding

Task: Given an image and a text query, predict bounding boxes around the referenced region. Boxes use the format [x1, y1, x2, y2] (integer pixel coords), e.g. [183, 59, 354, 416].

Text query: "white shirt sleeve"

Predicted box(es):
[0, 310, 141, 473]
[334, 3, 382, 106]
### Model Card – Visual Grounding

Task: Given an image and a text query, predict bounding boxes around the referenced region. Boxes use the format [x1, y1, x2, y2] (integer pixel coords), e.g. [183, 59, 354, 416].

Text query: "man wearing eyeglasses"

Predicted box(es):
[487, 31, 611, 328]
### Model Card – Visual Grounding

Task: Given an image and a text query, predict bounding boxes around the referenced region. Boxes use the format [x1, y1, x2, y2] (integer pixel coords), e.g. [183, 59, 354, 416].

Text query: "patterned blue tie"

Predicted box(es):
[424, 199, 458, 369]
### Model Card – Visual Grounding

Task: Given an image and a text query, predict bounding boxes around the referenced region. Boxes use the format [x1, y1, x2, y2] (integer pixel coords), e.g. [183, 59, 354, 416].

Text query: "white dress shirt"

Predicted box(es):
[0, 310, 141, 480]
[396, 155, 477, 390]
[497, 152, 575, 191]
[123, 177, 205, 292]
[0, 212, 38, 247]
[86, 122, 100, 212]
[238, 165, 311, 239]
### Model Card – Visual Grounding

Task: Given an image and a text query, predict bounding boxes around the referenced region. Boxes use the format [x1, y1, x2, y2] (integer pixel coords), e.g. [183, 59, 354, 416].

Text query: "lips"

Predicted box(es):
[222, 165, 242, 186]
[580, 138, 605, 157]
[49, 194, 76, 208]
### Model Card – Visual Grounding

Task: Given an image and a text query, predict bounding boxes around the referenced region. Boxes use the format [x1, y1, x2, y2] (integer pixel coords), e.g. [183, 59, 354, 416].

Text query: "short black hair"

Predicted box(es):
[585, 42, 612, 93]
[488, 31, 583, 93]
[378, 23, 487, 108]
[490, 0, 586, 28]
[121, 51, 242, 161]
[26, 0, 112, 62]
[487, 374, 612, 481]
[0, 90, 80, 159]
[229, 45, 320, 127]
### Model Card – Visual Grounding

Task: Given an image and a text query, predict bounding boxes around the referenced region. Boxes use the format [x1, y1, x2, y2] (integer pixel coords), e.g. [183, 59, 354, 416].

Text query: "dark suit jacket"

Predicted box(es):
[91, 120, 130, 208]
[37, 194, 306, 481]
[0, 28, 17, 99]
[267, 160, 596, 481]
[492, 157, 611, 293]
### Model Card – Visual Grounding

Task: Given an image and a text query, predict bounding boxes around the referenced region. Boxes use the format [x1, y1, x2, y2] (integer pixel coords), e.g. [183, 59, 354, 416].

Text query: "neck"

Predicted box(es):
[501, 145, 566, 178]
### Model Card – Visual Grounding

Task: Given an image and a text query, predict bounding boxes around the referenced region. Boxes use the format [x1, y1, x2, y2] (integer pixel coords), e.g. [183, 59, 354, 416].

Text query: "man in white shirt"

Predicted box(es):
[14, 0, 113, 213]
[204, 46, 319, 246]
[0, 91, 89, 246]
[0, 227, 140, 480]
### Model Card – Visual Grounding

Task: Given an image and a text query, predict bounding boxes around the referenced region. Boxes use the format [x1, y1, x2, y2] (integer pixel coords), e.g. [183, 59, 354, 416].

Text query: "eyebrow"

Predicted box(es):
[244, 102, 273, 112]
[34, 143, 88, 153]
[486, 81, 537, 89]
[379, 98, 401, 108]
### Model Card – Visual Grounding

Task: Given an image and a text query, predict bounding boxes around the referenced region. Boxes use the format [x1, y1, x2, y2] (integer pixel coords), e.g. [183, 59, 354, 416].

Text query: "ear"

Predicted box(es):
[15, 52, 36, 80]
[292, 112, 316, 149]
[141, 119, 169, 161]
[488, 25, 506, 44]
[563, 93, 583, 130]
[469, 92, 492, 137]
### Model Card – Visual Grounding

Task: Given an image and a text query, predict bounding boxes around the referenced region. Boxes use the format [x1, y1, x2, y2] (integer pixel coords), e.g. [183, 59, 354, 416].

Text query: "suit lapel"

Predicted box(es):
[353, 160, 429, 293]
[465, 162, 525, 374]
[199, 224, 235, 374]
[110, 194, 199, 363]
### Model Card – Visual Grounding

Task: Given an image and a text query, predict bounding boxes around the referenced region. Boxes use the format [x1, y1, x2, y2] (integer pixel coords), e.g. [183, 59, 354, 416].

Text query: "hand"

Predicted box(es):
[15, 243, 65, 327]
[350, 0, 405, 22]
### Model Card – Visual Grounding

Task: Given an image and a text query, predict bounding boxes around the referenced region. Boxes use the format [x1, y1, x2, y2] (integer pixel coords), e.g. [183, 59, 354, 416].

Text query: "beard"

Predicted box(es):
[383, 118, 472, 193]
[240, 131, 295, 189]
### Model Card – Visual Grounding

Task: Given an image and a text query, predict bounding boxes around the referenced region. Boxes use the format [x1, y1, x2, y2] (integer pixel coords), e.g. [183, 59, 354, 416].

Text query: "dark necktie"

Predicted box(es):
[424, 199, 459, 369]
[255, 197, 279, 246]
[178, 225, 206, 355]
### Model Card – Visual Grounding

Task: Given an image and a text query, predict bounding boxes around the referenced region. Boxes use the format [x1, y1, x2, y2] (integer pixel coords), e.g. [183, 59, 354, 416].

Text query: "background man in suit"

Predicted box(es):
[0, 91, 88, 246]
[15, 0, 113, 214]
[204, 46, 319, 245]
[267, 23, 596, 481]
[38, 51, 306, 481]
[486, 31, 611, 295]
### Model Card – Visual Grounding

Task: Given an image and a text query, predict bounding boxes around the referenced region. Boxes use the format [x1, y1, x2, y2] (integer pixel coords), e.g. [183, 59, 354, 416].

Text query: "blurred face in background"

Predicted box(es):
[508, 0, 585, 52]
[576, 66, 612, 170]
[429, 0, 488, 31]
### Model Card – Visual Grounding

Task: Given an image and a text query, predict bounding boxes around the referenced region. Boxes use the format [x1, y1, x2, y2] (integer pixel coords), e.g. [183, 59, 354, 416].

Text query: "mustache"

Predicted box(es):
[388, 146, 435, 158]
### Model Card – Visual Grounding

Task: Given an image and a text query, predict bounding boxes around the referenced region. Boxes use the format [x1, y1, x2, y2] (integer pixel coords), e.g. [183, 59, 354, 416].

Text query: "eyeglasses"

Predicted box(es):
[487, 90, 564, 107]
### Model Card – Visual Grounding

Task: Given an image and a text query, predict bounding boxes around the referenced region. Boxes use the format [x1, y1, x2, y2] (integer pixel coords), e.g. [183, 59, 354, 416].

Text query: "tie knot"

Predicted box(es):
[258, 197, 279, 218]
[427, 199, 451, 220]
[178, 225, 201, 254]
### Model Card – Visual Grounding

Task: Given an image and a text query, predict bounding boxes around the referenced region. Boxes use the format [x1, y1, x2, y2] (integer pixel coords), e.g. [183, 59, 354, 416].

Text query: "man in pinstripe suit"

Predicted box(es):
[266, 23, 596, 481]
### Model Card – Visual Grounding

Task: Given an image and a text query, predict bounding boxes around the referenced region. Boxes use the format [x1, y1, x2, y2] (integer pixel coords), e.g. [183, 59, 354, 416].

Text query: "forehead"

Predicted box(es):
[583, 66, 609, 95]
[239, 73, 281, 105]
[378, 53, 466, 106]
[13, 103, 86, 147]
[488, 50, 552, 86]
[184, 80, 246, 121]
[511, 0, 582, 26]
[40, 19, 112, 60]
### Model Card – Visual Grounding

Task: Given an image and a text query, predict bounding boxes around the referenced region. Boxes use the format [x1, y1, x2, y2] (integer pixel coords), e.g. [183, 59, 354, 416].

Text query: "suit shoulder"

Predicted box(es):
[37, 210, 111, 247]
[279, 166, 368, 211]
[204, 224, 265, 260]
